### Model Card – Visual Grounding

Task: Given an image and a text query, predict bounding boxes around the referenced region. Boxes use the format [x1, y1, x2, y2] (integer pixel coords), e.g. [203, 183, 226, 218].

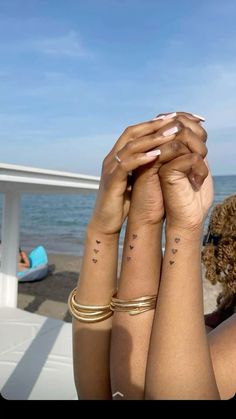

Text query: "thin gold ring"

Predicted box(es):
[114, 153, 122, 164]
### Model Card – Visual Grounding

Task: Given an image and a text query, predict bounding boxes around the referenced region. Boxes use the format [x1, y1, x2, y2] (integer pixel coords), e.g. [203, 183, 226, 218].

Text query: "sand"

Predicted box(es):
[17, 253, 222, 322]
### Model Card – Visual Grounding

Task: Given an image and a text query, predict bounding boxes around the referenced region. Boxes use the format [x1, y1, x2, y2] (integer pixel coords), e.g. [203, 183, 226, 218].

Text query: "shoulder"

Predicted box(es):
[208, 314, 236, 400]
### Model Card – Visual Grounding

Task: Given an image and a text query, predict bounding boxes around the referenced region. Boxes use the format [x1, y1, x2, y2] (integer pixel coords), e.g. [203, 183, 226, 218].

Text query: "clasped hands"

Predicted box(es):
[90, 111, 213, 238]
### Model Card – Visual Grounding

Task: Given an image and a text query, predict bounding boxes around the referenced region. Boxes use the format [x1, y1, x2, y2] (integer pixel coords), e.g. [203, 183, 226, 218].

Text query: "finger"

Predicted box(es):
[159, 153, 209, 189]
[142, 124, 207, 159]
[110, 112, 178, 154]
[155, 140, 190, 164]
[155, 111, 205, 123]
[156, 141, 203, 189]
[175, 125, 208, 157]
[111, 152, 162, 182]
[176, 115, 207, 143]
[113, 122, 181, 161]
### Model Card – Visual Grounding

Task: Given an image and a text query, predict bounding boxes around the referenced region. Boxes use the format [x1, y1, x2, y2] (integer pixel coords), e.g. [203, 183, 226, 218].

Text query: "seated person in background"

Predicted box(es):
[203, 194, 236, 329]
[18, 247, 30, 271]
[0, 240, 29, 271]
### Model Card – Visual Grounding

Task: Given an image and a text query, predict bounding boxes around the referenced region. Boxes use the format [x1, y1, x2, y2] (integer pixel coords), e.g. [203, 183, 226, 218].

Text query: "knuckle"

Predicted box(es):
[176, 119, 185, 129]
[170, 139, 182, 152]
[183, 126, 192, 137]
[125, 141, 135, 153]
[124, 125, 134, 136]
[192, 152, 202, 163]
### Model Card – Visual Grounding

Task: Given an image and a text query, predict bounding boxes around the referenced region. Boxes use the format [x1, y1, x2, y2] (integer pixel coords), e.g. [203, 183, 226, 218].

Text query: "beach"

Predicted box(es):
[18, 252, 222, 322]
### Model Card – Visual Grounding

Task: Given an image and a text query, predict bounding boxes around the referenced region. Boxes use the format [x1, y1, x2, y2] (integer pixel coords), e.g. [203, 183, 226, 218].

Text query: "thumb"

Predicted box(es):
[159, 153, 209, 190]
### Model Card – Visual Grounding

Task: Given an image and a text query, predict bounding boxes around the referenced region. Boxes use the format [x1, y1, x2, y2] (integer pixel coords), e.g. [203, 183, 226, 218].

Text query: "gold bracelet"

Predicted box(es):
[68, 288, 113, 323]
[110, 294, 157, 316]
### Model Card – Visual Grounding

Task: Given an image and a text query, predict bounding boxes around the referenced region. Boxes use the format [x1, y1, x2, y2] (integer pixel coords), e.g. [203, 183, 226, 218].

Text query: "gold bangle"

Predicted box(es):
[68, 288, 113, 323]
[110, 294, 157, 316]
[71, 292, 111, 311]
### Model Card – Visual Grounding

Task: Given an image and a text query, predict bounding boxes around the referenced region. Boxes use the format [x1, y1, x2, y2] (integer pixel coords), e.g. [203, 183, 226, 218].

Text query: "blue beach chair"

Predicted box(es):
[17, 245, 48, 282]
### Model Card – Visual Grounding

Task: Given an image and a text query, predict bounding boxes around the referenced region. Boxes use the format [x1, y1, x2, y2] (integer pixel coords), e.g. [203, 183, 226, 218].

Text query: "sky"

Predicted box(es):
[0, 0, 236, 176]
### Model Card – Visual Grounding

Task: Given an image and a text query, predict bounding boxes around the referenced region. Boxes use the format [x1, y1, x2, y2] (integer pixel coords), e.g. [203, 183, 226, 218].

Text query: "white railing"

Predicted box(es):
[0, 163, 100, 307]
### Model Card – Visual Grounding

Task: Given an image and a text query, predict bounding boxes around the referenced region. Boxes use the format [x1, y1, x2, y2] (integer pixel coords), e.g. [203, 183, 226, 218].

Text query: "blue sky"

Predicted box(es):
[0, 0, 235, 175]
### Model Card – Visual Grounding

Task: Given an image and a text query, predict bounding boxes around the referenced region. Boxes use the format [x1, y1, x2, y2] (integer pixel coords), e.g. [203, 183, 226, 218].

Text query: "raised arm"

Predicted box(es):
[71, 116, 187, 399]
[110, 113, 208, 399]
[145, 153, 220, 399]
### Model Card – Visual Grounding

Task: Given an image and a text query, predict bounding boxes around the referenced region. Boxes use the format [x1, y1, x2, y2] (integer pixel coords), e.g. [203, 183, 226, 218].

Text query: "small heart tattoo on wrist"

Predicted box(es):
[169, 260, 175, 265]
[127, 256, 131, 262]
[171, 249, 178, 254]
[92, 258, 98, 263]
[129, 245, 134, 250]
[132, 234, 137, 240]
[96, 240, 101, 245]
[175, 238, 180, 243]
[93, 249, 99, 254]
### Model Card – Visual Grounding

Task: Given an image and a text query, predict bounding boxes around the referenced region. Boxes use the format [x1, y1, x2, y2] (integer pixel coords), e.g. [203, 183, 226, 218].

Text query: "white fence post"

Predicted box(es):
[0, 192, 20, 307]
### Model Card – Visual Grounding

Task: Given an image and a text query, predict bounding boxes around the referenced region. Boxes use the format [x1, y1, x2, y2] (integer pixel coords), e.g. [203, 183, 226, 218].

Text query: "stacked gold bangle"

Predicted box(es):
[110, 294, 157, 316]
[68, 288, 113, 323]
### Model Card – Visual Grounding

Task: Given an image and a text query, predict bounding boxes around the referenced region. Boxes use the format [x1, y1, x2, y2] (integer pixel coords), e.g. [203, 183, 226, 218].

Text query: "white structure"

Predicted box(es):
[0, 163, 99, 308]
[0, 163, 100, 400]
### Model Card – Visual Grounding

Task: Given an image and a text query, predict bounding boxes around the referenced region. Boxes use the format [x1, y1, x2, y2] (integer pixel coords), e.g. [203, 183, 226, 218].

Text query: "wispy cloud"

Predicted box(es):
[0, 30, 90, 58]
[30, 30, 88, 57]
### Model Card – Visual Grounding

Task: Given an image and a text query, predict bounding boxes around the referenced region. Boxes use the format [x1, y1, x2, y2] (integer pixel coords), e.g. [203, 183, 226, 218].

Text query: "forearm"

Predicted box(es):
[110, 220, 163, 400]
[72, 222, 119, 400]
[145, 226, 220, 399]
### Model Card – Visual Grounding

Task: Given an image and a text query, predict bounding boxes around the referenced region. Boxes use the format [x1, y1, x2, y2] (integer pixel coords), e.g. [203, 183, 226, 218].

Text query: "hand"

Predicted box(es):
[89, 115, 193, 235]
[159, 154, 214, 232]
[128, 112, 208, 227]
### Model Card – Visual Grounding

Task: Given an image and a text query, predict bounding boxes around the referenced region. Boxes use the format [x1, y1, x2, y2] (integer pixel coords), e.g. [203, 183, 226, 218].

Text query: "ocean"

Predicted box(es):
[0, 175, 235, 256]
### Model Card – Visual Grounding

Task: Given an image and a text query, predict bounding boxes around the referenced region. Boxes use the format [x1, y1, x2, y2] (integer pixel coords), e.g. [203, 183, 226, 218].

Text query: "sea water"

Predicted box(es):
[0, 175, 235, 256]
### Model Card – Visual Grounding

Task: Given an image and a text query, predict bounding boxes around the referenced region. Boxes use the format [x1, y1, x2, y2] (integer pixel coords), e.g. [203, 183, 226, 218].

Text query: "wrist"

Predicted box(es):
[127, 217, 164, 233]
[86, 221, 119, 243]
[165, 223, 203, 243]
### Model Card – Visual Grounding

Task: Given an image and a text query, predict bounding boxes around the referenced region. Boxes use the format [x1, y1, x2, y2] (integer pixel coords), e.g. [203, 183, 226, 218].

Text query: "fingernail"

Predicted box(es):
[146, 149, 161, 157]
[192, 114, 205, 122]
[162, 126, 179, 137]
[152, 112, 177, 121]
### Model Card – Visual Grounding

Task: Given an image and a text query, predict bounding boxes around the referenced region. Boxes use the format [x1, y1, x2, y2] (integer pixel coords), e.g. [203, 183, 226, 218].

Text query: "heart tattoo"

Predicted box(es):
[92, 258, 98, 263]
[171, 249, 178, 254]
[169, 260, 175, 265]
[174, 238, 180, 244]
[132, 234, 137, 240]
[127, 256, 131, 262]
[129, 245, 134, 250]
[93, 249, 99, 254]
[96, 240, 101, 245]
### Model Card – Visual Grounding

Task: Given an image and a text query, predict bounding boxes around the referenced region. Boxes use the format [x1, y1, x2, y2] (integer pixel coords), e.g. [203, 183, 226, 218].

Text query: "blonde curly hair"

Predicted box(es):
[202, 194, 236, 313]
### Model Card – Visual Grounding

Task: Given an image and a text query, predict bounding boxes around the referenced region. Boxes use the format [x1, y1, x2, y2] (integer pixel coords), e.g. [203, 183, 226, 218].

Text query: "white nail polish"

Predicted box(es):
[152, 112, 176, 121]
[146, 149, 161, 157]
[162, 126, 179, 137]
[193, 114, 205, 122]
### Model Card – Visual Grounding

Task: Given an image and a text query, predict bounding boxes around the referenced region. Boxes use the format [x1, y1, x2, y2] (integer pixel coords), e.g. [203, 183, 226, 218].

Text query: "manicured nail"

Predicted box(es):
[192, 114, 205, 122]
[146, 149, 161, 157]
[162, 126, 179, 137]
[152, 112, 176, 121]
